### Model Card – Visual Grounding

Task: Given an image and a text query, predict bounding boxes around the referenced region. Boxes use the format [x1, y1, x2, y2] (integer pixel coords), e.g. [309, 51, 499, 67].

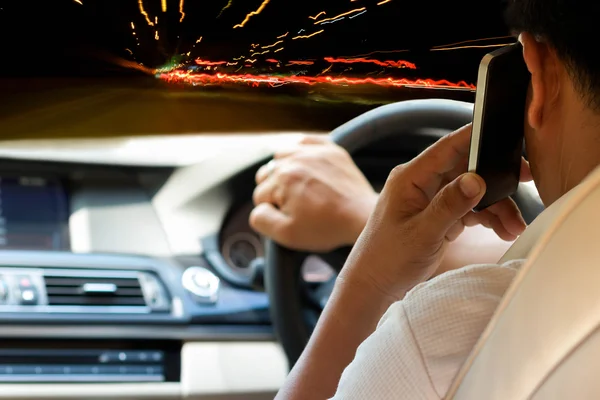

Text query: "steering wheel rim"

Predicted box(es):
[264, 99, 544, 368]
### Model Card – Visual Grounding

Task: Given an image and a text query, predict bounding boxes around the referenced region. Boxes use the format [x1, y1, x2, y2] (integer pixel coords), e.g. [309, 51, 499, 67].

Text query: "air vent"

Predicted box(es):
[44, 272, 146, 307]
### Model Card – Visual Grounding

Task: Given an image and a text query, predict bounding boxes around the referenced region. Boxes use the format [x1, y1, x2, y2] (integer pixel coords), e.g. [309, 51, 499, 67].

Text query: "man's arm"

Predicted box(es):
[270, 126, 529, 399]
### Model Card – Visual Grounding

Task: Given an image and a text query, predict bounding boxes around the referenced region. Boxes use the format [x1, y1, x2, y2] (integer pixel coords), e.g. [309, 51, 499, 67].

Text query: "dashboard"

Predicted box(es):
[0, 131, 435, 399]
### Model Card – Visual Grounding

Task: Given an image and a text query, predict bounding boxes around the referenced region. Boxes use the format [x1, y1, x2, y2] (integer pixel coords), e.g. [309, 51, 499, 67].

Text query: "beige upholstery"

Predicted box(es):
[446, 165, 600, 400]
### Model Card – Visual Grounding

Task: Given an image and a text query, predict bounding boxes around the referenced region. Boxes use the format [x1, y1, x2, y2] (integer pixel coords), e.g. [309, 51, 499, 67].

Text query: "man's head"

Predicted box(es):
[505, 0, 600, 205]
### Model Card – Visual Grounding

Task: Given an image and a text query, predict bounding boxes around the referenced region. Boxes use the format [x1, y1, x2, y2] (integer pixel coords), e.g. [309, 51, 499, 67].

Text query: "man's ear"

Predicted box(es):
[520, 33, 550, 130]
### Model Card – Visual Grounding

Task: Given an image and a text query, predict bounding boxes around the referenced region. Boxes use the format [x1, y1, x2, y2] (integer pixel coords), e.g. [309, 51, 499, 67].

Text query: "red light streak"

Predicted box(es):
[233, 0, 271, 28]
[266, 59, 279, 63]
[324, 57, 416, 69]
[160, 71, 475, 91]
[314, 8, 365, 24]
[309, 11, 326, 20]
[195, 59, 227, 66]
[288, 60, 314, 66]
[292, 30, 324, 40]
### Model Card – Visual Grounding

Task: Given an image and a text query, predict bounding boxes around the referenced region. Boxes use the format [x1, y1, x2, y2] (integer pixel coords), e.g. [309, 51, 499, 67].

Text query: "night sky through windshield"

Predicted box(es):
[0, 0, 513, 138]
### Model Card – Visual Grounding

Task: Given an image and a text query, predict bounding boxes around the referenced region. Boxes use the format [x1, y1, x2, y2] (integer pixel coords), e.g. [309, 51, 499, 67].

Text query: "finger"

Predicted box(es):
[249, 203, 291, 239]
[253, 175, 285, 206]
[520, 158, 533, 182]
[406, 124, 473, 199]
[446, 220, 465, 242]
[463, 209, 516, 240]
[299, 134, 331, 145]
[486, 198, 527, 236]
[419, 172, 486, 236]
[256, 159, 277, 184]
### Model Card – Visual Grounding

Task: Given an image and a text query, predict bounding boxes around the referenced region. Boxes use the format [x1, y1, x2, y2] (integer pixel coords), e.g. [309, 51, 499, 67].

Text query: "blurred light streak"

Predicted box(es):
[247, 59, 257, 63]
[314, 8, 365, 24]
[218, 0, 234, 18]
[262, 40, 283, 49]
[292, 30, 324, 40]
[277, 32, 289, 38]
[349, 10, 366, 18]
[309, 11, 326, 20]
[274, 47, 284, 53]
[160, 71, 476, 90]
[233, 56, 246, 60]
[179, 0, 185, 22]
[138, 0, 155, 26]
[266, 59, 279, 63]
[251, 50, 270, 56]
[431, 43, 512, 51]
[131, 22, 135, 29]
[155, 31, 159, 40]
[161, 0, 167, 12]
[251, 43, 260, 48]
[227, 62, 239, 66]
[319, 64, 333, 75]
[155, 16, 158, 24]
[125, 48, 133, 54]
[233, 0, 271, 28]
[195, 59, 227, 66]
[324, 57, 416, 69]
[432, 35, 514, 48]
[377, 0, 392, 5]
[320, 17, 345, 25]
[73, 0, 83, 5]
[289, 60, 314, 65]
[196, 37, 203, 43]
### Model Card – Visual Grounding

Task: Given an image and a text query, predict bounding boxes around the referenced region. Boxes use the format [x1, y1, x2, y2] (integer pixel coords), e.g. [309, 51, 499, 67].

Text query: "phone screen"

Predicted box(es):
[468, 43, 530, 211]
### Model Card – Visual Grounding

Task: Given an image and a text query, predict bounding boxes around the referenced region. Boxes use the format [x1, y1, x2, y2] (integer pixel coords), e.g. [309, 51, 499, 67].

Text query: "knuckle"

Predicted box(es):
[388, 164, 408, 182]
[279, 164, 306, 185]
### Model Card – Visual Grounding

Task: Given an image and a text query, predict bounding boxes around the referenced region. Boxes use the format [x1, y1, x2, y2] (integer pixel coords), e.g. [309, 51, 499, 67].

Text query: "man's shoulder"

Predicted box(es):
[380, 260, 524, 397]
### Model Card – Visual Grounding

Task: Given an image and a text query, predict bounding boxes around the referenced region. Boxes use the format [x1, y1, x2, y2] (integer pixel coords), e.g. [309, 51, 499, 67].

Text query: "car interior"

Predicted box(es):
[0, 0, 597, 399]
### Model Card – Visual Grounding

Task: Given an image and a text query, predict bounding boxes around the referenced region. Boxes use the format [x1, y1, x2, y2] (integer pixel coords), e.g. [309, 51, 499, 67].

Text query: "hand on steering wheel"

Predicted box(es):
[250, 135, 378, 252]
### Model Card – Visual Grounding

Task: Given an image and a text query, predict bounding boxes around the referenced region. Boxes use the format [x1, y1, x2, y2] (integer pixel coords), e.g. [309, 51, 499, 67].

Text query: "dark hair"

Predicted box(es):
[505, 0, 600, 110]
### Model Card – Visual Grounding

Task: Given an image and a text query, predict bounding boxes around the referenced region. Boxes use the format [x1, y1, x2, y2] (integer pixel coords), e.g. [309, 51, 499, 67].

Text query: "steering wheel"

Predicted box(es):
[263, 99, 545, 368]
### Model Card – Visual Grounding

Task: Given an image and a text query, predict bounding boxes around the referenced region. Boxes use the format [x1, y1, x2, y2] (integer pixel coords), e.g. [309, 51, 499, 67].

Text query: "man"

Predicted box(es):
[251, 0, 600, 397]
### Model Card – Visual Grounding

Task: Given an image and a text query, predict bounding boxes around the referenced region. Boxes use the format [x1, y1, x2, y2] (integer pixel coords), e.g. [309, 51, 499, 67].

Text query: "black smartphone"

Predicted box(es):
[468, 42, 531, 211]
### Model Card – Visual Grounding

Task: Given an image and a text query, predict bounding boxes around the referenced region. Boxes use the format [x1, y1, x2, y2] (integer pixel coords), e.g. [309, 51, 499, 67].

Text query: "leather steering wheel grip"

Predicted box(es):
[263, 99, 544, 368]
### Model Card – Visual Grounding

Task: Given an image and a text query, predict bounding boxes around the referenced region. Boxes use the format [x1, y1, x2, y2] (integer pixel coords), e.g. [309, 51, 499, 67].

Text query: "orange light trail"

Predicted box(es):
[155, 16, 158, 24]
[179, 0, 186, 22]
[432, 35, 514, 49]
[138, 0, 154, 26]
[246, 59, 257, 63]
[161, 0, 167, 12]
[288, 60, 314, 65]
[233, 0, 271, 28]
[277, 32, 289, 39]
[196, 36, 203, 43]
[309, 11, 326, 20]
[160, 71, 476, 91]
[431, 43, 513, 51]
[266, 59, 279, 63]
[314, 8, 365, 24]
[324, 57, 416, 69]
[251, 43, 259, 48]
[251, 50, 270, 56]
[274, 47, 284, 53]
[131, 22, 135, 29]
[292, 30, 324, 40]
[227, 62, 239, 66]
[195, 59, 227, 66]
[262, 40, 283, 49]
[377, 0, 392, 4]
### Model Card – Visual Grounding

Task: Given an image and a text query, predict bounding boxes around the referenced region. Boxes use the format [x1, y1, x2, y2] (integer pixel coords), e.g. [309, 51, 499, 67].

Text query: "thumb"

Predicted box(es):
[420, 173, 486, 236]
[249, 202, 291, 240]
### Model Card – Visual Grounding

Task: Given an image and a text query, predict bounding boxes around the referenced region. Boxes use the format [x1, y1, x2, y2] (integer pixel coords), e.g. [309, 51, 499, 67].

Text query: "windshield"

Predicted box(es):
[0, 0, 512, 138]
